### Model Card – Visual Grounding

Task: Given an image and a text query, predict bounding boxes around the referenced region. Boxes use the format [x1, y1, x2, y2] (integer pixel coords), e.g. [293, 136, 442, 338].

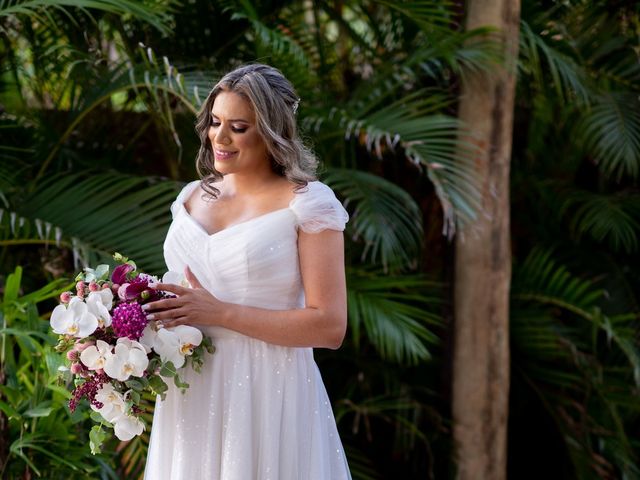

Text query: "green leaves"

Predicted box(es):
[89, 424, 108, 455]
[511, 248, 640, 478]
[325, 169, 423, 271]
[580, 93, 640, 181]
[17, 172, 181, 274]
[346, 269, 442, 365]
[0, 0, 176, 35]
[310, 90, 481, 236]
[561, 188, 640, 254]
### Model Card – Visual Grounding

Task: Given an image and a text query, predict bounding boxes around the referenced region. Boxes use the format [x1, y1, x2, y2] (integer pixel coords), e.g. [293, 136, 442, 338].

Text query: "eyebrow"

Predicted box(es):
[210, 112, 250, 123]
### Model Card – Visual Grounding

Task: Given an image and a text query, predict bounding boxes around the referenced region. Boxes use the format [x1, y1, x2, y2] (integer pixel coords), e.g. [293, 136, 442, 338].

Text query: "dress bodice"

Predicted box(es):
[163, 180, 349, 312]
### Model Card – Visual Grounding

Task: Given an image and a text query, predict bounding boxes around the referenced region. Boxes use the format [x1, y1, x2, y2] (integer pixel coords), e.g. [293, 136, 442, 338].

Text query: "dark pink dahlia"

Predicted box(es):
[111, 302, 148, 340]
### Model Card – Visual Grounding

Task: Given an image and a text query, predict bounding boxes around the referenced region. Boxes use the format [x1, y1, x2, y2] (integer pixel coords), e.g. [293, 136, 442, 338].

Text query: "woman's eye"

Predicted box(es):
[210, 121, 246, 133]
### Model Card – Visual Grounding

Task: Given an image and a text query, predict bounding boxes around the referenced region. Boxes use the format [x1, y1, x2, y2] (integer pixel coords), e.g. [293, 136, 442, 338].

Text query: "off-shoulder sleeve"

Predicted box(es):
[169, 180, 200, 218]
[290, 181, 349, 233]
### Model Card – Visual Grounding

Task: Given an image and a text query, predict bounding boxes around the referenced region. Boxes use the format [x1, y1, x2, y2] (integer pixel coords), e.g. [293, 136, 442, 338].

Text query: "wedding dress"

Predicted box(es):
[143, 180, 352, 480]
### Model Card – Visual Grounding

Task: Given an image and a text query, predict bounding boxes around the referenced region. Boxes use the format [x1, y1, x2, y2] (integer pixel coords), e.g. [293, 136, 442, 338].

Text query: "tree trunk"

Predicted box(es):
[452, 1, 520, 479]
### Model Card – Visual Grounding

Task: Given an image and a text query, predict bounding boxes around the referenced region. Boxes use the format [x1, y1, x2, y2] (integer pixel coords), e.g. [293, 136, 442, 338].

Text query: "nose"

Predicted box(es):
[211, 125, 231, 146]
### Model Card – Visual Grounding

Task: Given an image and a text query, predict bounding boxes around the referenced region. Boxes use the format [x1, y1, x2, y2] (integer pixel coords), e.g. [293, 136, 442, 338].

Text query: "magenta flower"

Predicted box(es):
[111, 302, 148, 340]
[111, 264, 134, 285]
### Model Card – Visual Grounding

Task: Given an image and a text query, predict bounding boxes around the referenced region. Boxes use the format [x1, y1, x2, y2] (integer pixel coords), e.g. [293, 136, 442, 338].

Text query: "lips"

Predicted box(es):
[214, 149, 237, 160]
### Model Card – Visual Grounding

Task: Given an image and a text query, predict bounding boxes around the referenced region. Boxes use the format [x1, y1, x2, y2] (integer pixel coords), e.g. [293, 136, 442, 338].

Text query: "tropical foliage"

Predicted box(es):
[0, 0, 639, 478]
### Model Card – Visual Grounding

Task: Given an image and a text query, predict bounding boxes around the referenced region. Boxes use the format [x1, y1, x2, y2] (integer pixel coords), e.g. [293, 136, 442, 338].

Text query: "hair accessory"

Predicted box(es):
[293, 97, 301, 114]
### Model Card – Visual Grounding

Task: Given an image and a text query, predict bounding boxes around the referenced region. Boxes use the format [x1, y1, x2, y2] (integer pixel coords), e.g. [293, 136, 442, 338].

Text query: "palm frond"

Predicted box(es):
[305, 90, 482, 237]
[579, 92, 640, 181]
[560, 189, 640, 253]
[0, 0, 176, 35]
[512, 247, 640, 385]
[519, 20, 592, 105]
[346, 269, 442, 365]
[16, 172, 180, 274]
[372, 0, 459, 34]
[510, 248, 640, 479]
[324, 169, 423, 272]
[36, 46, 214, 178]
[227, 0, 311, 71]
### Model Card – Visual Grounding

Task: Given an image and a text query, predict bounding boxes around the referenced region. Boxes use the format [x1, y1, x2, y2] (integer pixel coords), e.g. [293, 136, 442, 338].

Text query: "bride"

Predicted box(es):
[142, 63, 352, 479]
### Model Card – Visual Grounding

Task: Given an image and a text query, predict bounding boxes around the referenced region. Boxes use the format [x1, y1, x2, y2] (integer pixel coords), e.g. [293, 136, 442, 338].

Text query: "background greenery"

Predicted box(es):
[0, 0, 639, 478]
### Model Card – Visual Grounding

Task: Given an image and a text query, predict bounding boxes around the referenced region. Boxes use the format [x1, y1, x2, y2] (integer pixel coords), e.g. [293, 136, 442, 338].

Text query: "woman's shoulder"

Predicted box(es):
[170, 179, 201, 217]
[290, 180, 349, 233]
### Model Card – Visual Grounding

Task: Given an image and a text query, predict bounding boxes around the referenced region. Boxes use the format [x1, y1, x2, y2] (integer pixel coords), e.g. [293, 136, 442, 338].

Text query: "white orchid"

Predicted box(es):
[154, 325, 203, 369]
[113, 413, 144, 441]
[139, 323, 157, 353]
[104, 337, 149, 381]
[162, 271, 191, 288]
[80, 340, 113, 370]
[92, 383, 126, 423]
[50, 297, 98, 338]
[86, 289, 113, 328]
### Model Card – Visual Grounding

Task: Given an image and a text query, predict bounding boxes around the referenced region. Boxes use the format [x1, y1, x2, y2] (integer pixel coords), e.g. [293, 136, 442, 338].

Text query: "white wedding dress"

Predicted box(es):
[144, 180, 352, 480]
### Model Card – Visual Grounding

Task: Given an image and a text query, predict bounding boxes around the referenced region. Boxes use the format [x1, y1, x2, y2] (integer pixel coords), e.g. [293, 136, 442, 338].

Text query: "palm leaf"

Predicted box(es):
[560, 188, 640, 253]
[324, 169, 423, 271]
[346, 269, 442, 365]
[579, 92, 640, 181]
[510, 248, 640, 478]
[0, 0, 176, 34]
[519, 19, 592, 105]
[305, 90, 482, 237]
[17, 172, 180, 273]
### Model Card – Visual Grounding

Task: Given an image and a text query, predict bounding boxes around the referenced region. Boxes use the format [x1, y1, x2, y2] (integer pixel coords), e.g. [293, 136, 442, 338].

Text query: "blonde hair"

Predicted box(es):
[194, 64, 318, 197]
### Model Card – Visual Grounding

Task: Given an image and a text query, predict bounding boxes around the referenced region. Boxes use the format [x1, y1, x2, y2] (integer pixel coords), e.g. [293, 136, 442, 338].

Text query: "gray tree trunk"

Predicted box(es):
[452, 1, 520, 479]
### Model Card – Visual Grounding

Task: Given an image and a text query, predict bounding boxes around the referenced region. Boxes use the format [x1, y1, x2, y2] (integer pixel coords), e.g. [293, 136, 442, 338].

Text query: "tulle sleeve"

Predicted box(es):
[290, 181, 349, 233]
[169, 180, 200, 218]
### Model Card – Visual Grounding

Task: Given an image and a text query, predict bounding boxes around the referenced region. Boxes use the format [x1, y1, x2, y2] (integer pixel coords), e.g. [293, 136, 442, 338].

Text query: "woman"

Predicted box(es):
[142, 64, 352, 479]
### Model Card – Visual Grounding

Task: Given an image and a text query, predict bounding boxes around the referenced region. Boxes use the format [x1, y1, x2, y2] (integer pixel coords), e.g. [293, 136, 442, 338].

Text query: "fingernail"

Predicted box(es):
[146, 314, 155, 320]
[156, 321, 164, 329]
[142, 304, 150, 311]
[148, 282, 157, 288]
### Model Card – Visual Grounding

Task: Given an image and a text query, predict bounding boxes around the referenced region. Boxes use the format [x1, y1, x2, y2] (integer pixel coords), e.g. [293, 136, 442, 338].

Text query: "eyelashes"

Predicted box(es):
[210, 122, 247, 133]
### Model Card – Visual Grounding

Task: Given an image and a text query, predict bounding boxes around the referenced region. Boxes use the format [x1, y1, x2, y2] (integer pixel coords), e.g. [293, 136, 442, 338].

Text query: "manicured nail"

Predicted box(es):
[146, 314, 155, 320]
[142, 304, 150, 311]
[148, 282, 157, 288]
[156, 321, 164, 329]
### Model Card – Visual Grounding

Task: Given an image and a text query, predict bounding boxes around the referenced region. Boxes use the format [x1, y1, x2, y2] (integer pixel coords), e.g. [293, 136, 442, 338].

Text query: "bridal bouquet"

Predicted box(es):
[51, 253, 214, 454]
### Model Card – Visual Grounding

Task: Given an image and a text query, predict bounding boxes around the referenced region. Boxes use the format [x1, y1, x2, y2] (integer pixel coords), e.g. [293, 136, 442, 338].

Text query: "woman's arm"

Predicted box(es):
[144, 229, 348, 349]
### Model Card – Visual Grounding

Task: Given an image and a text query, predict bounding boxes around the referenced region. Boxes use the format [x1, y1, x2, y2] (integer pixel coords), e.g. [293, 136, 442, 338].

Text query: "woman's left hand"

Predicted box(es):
[143, 266, 226, 328]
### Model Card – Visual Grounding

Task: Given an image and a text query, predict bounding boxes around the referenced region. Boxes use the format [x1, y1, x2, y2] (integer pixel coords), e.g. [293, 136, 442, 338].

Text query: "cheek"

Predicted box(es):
[207, 127, 215, 142]
[240, 131, 266, 151]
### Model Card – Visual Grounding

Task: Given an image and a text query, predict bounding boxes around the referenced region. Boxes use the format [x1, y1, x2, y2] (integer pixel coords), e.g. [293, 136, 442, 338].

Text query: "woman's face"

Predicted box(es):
[208, 90, 269, 176]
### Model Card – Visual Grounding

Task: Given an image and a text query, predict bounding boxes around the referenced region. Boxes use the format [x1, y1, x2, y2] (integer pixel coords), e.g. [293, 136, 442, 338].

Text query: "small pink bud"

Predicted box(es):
[66, 349, 78, 361]
[75, 340, 94, 352]
[76, 289, 85, 299]
[102, 283, 111, 290]
[76, 281, 85, 292]
[59, 291, 72, 303]
[88, 281, 99, 292]
[70, 362, 83, 374]
[111, 283, 120, 293]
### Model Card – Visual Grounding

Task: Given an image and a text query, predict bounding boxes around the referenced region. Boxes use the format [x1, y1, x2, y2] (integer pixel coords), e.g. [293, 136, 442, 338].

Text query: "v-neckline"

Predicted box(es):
[180, 203, 293, 238]
[178, 180, 297, 238]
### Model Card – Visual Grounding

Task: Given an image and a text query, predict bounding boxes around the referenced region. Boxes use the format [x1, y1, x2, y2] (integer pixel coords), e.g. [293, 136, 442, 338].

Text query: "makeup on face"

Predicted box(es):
[207, 91, 269, 173]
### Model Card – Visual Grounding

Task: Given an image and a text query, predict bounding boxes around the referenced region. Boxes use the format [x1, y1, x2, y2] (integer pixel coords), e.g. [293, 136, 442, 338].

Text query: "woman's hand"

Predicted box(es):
[143, 266, 226, 328]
